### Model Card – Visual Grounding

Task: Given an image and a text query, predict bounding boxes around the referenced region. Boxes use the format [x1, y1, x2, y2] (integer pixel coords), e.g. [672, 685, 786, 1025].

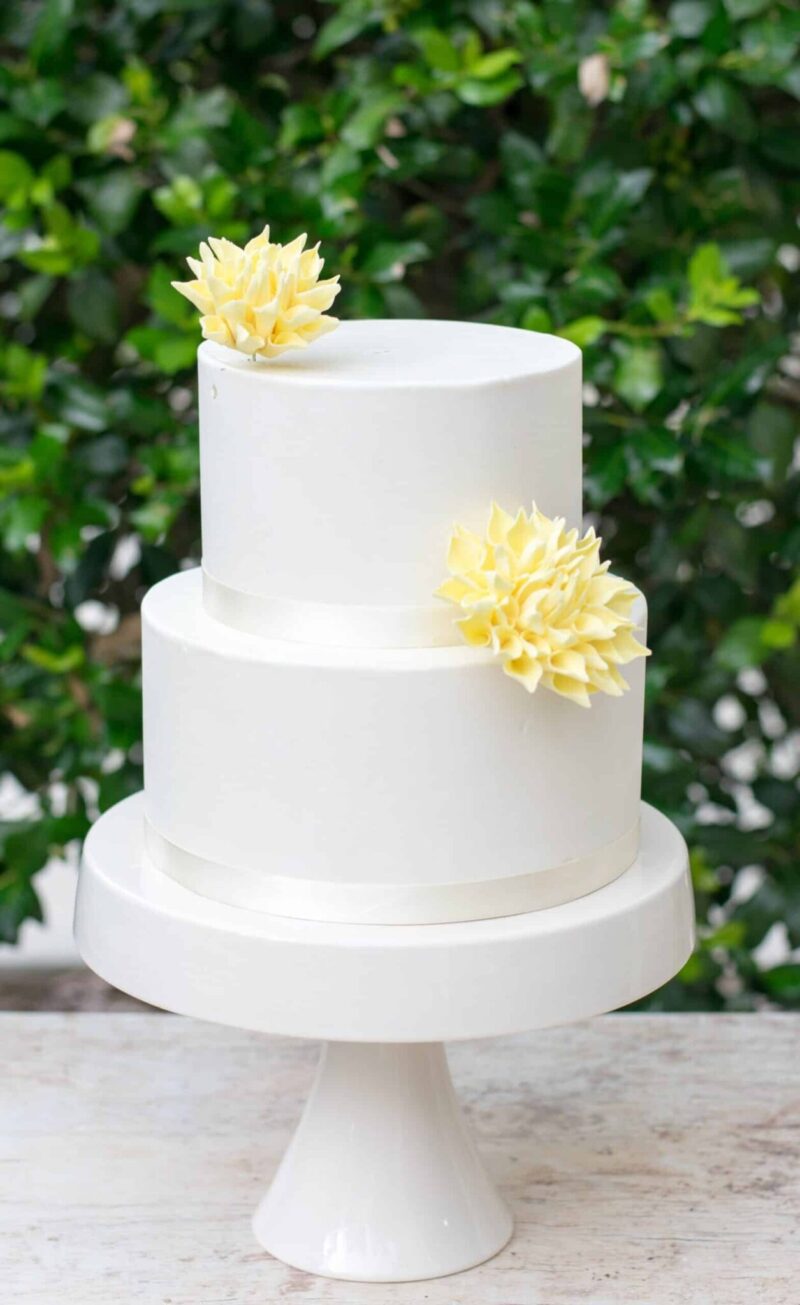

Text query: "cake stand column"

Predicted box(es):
[253, 1039, 512, 1282]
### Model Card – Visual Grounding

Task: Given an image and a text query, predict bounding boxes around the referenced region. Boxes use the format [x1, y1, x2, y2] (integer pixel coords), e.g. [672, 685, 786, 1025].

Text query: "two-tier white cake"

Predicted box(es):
[141, 317, 647, 925]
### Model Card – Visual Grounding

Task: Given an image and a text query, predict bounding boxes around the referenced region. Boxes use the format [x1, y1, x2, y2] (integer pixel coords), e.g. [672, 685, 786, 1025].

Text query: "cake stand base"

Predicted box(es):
[75, 795, 694, 1282]
[253, 1040, 512, 1281]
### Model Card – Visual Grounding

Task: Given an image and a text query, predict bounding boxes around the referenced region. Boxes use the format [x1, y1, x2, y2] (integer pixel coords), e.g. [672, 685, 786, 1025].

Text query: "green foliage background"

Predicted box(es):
[0, 0, 798, 1007]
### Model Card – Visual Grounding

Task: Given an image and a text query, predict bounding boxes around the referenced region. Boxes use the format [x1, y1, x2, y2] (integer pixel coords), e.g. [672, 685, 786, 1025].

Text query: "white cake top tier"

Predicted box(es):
[198, 319, 581, 648]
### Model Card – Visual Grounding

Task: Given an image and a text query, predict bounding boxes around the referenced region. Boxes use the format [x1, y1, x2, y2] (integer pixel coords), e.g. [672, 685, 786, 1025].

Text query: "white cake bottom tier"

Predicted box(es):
[142, 570, 647, 925]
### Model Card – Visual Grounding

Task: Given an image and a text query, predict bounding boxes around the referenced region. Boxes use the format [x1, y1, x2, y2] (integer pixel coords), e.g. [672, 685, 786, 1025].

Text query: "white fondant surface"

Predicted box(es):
[201, 317, 577, 385]
[142, 570, 646, 918]
[198, 321, 581, 636]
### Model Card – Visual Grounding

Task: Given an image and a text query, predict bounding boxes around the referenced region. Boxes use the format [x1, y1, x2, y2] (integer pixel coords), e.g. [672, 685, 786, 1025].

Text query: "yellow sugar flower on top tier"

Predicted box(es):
[172, 226, 340, 360]
[436, 503, 649, 706]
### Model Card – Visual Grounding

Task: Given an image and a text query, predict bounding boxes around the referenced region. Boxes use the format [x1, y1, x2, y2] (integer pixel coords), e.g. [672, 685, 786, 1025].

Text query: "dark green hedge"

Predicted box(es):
[1, 1, 798, 1007]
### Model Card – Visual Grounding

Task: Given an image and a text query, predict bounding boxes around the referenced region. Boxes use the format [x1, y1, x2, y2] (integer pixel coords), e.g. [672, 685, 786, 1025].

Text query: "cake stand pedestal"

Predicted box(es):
[75, 795, 694, 1283]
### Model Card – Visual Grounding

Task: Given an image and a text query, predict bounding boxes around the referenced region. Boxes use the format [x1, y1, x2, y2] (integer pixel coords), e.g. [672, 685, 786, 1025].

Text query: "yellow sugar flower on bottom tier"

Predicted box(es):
[436, 503, 649, 706]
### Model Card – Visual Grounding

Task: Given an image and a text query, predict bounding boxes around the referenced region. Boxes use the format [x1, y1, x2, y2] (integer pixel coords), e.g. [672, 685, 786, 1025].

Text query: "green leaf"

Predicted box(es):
[547, 86, 591, 164]
[775, 579, 800, 625]
[716, 621, 763, 670]
[687, 243, 760, 326]
[645, 287, 677, 324]
[0, 113, 35, 145]
[614, 344, 663, 411]
[759, 965, 800, 1006]
[457, 71, 523, 107]
[668, 1, 714, 38]
[417, 29, 460, 73]
[130, 498, 176, 541]
[688, 242, 724, 291]
[230, 0, 274, 49]
[11, 79, 65, 128]
[714, 616, 795, 670]
[500, 131, 544, 199]
[30, 0, 74, 64]
[146, 263, 195, 329]
[616, 31, 666, 64]
[75, 435, 128, 476]
[314, 8, 375, 61]
[153, 175, 203, 226]
[668, 698, 730, 757]
[693, 76, 756, 141]
[31, 0, 76, 66]
[558, 316, 607, 347]
[21, 643, 85, 673]
[67, 271, 119, 344]
[278, 104, 325, 152]
[588, 169, 654, 237]
[0, 150, 33, 202]
[58, 381, 108, 432]
[0, 456, 35, 492]
[127, 326, 197, 375]
[1, 343, 47, 400]
[16, 201, 100, 273]
[761, 620, 797, 652]
[468, 49, 521, 80]
[705, 920, 747, 950]
[341, 93, 403, 150]
[68, 72, 128, 126]
[0, 496, 47, 551]
[520, 305, 552, 333]
[723, 0, 770, 18]
[77, 170, 143, 235]
[361, 240, 430, 282]
[0, 874, 43, 945]
[628, 427, 683, 476]
[747, 402, 796, 481]
[63, 530, 114, 607]
[165, 88, 232, 140]
[584, 442, 628, 507]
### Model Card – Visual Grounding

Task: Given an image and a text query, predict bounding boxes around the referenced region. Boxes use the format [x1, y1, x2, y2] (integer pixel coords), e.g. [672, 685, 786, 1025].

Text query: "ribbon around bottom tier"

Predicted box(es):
[142, 819, 640, 926]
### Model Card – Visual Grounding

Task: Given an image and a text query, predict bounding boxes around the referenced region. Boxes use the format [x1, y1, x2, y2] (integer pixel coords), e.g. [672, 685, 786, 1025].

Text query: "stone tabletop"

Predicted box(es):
[2, 1013, 797, 1304]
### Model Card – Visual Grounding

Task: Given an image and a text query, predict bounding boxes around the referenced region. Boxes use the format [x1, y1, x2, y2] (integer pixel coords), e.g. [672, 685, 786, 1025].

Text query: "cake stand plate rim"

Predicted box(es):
[74, 793, 695, 1042]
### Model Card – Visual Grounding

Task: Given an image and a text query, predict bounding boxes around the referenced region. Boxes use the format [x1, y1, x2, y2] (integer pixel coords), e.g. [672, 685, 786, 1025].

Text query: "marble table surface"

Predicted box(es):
[2, 1012, 797, 1304]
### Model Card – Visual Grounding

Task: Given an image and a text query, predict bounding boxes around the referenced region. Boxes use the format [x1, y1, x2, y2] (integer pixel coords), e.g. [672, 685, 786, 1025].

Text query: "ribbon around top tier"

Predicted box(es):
[143, 819, 640, 926]
[203, 568, 460, 648]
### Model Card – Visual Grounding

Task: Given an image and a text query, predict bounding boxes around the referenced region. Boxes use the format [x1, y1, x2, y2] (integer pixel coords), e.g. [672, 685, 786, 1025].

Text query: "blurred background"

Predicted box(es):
[0, 0, 798, 1010]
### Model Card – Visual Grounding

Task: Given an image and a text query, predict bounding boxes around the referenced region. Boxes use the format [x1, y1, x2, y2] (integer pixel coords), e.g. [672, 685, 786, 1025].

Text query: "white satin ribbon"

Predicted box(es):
[143, 819, 640, 926]
[202, 567, 459, 648]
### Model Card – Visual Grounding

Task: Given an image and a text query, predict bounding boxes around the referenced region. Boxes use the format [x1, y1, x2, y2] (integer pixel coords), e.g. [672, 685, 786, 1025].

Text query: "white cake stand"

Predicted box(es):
[75, 794, 694, 1283]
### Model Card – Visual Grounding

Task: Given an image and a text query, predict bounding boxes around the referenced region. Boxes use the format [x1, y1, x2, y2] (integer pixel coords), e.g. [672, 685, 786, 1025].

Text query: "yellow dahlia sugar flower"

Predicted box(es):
[172, 226, 340, 360]
[436, 503, 649, 706]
